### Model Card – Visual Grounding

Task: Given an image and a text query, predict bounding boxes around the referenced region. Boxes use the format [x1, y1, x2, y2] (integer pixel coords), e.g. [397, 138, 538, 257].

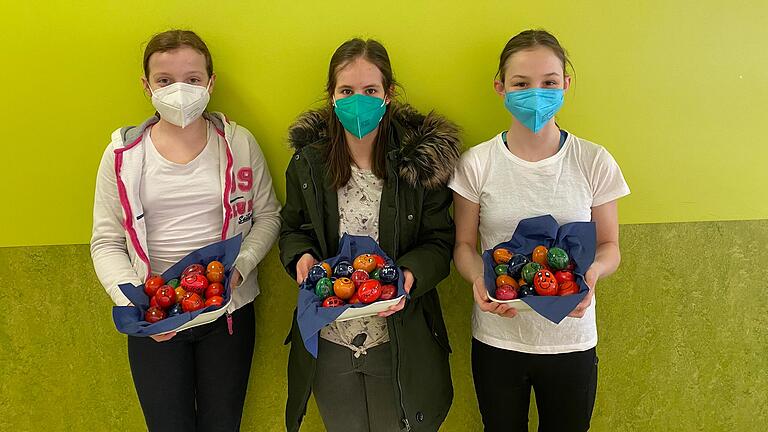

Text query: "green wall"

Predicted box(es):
[1, 0, 767, 247]
[2, 220, 766, 431]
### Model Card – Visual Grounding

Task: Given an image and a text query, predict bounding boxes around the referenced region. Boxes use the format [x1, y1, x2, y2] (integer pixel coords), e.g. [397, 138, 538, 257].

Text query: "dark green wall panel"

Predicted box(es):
[1, 220, 765, 431]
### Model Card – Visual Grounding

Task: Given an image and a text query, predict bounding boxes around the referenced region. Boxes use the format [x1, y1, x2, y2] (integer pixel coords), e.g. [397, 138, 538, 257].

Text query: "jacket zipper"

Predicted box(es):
[390, 155, 410, 430]
[219, 127, 235, 338]
[305, 150, 325, 242]
[392, 316, 411, 431]
[218, 126, 235, 240]
[394, 172, 400, 258]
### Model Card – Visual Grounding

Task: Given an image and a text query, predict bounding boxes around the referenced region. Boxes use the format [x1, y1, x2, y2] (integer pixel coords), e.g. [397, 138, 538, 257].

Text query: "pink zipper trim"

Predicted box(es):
[114, 135, 153, 281]
[217, 126, 234, 240]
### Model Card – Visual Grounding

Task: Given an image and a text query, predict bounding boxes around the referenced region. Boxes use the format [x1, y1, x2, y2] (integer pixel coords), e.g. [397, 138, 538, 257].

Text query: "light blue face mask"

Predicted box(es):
[333, 94, 387, 139]
[504, 88, 564, 133]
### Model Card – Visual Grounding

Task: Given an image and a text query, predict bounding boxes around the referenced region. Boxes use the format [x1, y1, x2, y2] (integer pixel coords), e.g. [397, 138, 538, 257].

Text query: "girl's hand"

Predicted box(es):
[229, 269, 242, 290]
[568, 267, 599, 318]
[473, 275, 518, 318]
[378, 269, 414, 318]
[150, 332, 177, 342]
[295, 253, 318, 284]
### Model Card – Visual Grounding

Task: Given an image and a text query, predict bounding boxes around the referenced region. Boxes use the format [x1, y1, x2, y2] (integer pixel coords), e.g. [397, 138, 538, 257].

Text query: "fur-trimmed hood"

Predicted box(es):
[287, 103, 460, 189]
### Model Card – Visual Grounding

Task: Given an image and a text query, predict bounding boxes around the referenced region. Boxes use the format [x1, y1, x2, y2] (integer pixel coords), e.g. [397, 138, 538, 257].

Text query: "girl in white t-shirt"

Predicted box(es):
[450, 30, 630, 432]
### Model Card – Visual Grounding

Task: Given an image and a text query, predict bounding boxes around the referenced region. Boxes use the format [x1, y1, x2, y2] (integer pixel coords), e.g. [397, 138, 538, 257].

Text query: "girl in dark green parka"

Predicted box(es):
[279, 38, 460, 432]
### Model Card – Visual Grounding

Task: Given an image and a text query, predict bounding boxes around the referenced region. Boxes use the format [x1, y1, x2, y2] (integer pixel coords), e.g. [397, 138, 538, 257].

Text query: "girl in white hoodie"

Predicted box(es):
[90, 29, 281, 431]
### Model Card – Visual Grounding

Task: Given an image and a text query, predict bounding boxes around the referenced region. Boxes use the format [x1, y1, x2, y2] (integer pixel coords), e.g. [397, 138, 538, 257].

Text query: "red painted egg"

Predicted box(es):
[495, 284, 518, 300]
[144, 275, 164, 298]
[181, 292, 205, 312]
[145, 306, 166, 323]
[181, 273, 209, 295]
[533, 270, 559, 296]
[322, 296, 345, 307]
[204, 296, 224, 307]
[350, 269, 370, 288]
[558, 280, 580, 296]
[182, 264, 205, 278]
[205, 282, 224, 299]
[379, 284, 397, 300]
[154, 285, 176, 309]
[357, 280, 382, 304]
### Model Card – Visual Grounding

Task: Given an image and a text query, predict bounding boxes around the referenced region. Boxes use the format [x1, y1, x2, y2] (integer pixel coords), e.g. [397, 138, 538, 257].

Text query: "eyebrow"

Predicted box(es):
[151, 71, 205, 79]
[337, 83, 382, 89]
[509, 72, 561, 79]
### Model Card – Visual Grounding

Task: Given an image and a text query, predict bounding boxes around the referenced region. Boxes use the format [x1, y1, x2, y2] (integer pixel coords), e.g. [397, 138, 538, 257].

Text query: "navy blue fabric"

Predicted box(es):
[482, 215, 596, 324]
[296, 234, 406, 358]
[112, 234, 243, 336]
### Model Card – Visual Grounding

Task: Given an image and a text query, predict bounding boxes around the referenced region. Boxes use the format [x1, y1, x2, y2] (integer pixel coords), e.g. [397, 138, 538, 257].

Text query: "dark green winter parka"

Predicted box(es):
[279, 103, 461, 431]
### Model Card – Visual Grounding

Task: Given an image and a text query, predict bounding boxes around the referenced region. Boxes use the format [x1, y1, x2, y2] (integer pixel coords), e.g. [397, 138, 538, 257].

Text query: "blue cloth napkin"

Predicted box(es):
[297, 234, 406, 358]
[112, 234, 242, 336]
[482, 215, 596, 324]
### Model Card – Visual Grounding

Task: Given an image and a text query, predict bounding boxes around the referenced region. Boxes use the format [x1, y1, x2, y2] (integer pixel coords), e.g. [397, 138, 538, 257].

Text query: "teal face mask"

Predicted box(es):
[503, 88, 564, 133]
[333, 94, 387, 139]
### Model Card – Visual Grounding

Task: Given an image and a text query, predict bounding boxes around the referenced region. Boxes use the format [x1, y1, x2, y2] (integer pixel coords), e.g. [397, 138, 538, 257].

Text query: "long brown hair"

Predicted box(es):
[143, 30, 213, 78]
[324, 38, 398, 190]
[496, 29, 573, 82]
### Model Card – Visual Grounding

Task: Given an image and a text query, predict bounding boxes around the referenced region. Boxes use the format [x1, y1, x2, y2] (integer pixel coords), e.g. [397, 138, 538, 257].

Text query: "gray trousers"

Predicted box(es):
[312, 338, 402, 432]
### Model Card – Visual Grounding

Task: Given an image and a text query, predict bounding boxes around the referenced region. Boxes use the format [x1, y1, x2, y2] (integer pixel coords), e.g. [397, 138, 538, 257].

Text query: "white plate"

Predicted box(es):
[150, 297, 233, 335]
[334, 296, 405, 322]
[487, 296, 532, 310]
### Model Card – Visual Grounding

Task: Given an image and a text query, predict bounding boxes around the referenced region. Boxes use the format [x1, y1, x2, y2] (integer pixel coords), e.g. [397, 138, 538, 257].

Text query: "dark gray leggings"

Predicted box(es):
[312, 338, 403, 432]
[127, 304, 255, 432]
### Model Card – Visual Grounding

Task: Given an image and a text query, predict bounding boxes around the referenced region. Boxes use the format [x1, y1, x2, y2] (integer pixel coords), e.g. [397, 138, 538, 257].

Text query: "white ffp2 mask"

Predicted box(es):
[150, 81, 211, 128]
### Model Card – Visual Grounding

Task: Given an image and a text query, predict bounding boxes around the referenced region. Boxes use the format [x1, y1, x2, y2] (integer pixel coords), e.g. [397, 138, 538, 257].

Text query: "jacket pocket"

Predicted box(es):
[423, 308, 452, 354]
[130, 249, 142, 276]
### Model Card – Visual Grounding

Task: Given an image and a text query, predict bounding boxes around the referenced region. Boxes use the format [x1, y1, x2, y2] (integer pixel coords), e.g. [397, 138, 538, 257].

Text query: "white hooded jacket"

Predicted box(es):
[91, 112, 281, 314]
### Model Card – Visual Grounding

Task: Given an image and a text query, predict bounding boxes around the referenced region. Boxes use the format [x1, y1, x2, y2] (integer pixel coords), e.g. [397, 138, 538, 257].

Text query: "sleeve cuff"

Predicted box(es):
[234, 252, 258, 287]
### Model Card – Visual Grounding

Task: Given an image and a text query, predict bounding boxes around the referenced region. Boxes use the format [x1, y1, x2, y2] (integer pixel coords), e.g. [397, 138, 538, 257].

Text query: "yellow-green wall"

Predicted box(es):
[1, 1, 767, 431]
[0, 0, 766, 247]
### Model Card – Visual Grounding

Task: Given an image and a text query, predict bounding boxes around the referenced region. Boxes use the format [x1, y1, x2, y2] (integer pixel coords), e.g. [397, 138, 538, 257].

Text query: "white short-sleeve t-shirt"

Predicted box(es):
[449, 131, 630, 354]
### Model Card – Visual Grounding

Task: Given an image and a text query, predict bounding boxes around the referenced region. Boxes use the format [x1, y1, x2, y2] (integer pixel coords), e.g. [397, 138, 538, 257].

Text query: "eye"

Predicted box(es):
[544, 80, 559, 87]
[365, 88, 377, 95]
[188, 78, 201, 84]
[512, 82, 527, 88]
[340, 89, 353, 95]
[157, 78, 170, 86]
